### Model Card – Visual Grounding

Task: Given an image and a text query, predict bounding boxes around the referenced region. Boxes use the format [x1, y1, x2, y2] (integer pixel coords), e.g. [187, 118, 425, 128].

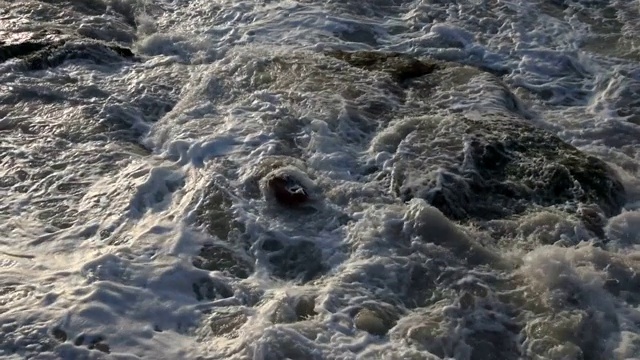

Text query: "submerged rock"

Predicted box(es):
[192, 244, 253, 279]
[353, 307, 398, 336]
[208, 310, 248, 339]
[324, 50, 626, 227]
[194, 177, 246, 241]
[354, 308, 388, 336]
[295, 296, 317, 320]
[261, 238, 325, 283]
[392, 113, 626, 222]
[326, 50, 438, 82]
[266, 295, 317, 324]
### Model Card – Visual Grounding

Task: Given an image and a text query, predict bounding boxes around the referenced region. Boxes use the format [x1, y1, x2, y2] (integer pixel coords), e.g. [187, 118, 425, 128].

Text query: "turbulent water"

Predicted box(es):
[1, 0, 640, 359]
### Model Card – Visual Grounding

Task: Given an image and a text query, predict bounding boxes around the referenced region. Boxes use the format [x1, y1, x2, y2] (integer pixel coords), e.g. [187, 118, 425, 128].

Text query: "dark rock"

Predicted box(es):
[22, 41, 136, 70]
[326, 50, 438, 82]
[91, 342, 110, 354]
[51, 327, 67, 342]
[295, 296, 317, 320]
[405, 263, 438, 308]
[86, 336, 110, 354]
[0, 41, 50, 63]
[269, 302, 297, 324]
[266, 175, 310, 207]
[192, 244, 253, 279]
[393, 113, 626, 222]
[577, 205, 606, 238]
[0, 31, 137, 70]
[318, 50, 625, 225]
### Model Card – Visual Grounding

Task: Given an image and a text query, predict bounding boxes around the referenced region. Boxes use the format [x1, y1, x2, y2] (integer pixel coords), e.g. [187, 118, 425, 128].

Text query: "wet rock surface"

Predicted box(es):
[324, 51, 626, 228]
[295, 296, 317, 320]
[0, 31, 137, 70]
[181, 48, 630, 359]
[193, 244, 254, 279]
[208, 310, 248, 339]
[194, 180, 238, 241]
[354, 308, 389, 336]
[0, 0, 138, 71]
[353, 305, 399, 336]
[391, 112, 626, 223]
[327, 50, 439, 83]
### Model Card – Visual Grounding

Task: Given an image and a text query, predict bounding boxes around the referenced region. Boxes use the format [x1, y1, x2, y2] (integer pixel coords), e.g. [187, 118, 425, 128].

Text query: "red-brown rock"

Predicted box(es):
[267, 175, 309, 207]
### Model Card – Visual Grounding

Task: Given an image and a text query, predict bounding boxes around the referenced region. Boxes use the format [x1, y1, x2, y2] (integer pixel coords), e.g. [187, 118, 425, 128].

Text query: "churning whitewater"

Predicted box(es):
[1, 0, 640, 359]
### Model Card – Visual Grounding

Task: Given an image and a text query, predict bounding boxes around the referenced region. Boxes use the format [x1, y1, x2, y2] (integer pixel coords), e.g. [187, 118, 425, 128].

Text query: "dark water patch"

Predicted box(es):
[610, 80, 640, 126]
[192, 277, 234, 301]
[0, 86, 68, 105]
[260, 238, 326, 283]
[467, 327, 520, 360]
[588, 249, 640, 306]
[0, 175, 20, 188]
[334, 25, 379, 47]
[577, 205, 606, 239]
[516, 82, 592, 106]
[37, 0, 138, 28]
[539, 0, 623, 34]
[476, 64, 511, 77]
[404, 261, 440, 308]
[36, 206, 78, 230]
[77, 17, 137, 44]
